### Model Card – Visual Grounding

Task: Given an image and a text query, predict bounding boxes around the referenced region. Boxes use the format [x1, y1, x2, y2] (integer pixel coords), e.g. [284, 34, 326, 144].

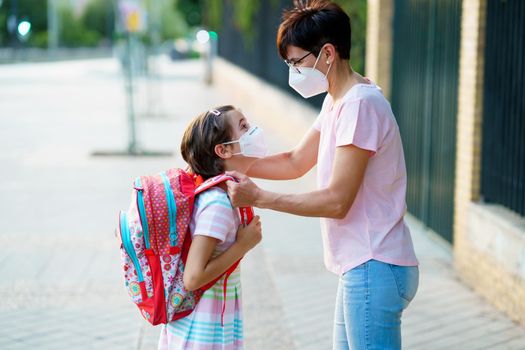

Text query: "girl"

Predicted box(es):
[226, 1, 419, 349]
[158, 105, 266, 350]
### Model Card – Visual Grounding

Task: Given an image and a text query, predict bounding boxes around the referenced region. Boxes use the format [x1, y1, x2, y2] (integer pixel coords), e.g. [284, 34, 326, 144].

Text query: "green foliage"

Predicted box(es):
[232, 0, 260, 46]
[201, 0, 365, 61]
[58, 5, 100, 47]
[0, 0, 48, 47]
[0, 11, 6, 46]
[203, 0, 223, 31]
[0, 0, 366, 63]
[333, 0, 367, 74]
[29, 31, 49, 48]
[13, 0, 48, 31]
[137, 0, 189, 43]
[82, 0, 115, 40]
[0, 0, 115, 48]
[160, 1, 189, 40]
[202, 0, 261, 48]
[177, 0, 202, 27]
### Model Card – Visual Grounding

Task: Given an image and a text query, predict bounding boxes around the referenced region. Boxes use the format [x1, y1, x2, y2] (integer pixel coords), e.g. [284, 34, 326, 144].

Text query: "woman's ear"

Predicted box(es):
[323, 44, 337, 65]
[214, 143, 232, 159]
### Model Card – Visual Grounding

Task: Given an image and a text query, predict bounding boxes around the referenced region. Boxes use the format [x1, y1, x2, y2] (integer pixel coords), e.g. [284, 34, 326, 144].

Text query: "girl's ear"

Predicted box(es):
[214, 143, 232, 159]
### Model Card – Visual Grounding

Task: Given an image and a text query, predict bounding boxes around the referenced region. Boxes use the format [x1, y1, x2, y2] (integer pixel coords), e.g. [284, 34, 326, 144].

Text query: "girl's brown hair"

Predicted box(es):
[180, 105, 235, 179]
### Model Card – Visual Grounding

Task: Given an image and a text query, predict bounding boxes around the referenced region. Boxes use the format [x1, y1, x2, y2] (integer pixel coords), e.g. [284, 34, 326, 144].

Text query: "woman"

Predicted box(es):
[226, 1, 419, 349]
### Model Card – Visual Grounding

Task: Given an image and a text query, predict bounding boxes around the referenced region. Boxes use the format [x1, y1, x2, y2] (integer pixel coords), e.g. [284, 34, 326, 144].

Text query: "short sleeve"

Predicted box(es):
[335, 99, 383, 155]
[192, 188, 236, 243]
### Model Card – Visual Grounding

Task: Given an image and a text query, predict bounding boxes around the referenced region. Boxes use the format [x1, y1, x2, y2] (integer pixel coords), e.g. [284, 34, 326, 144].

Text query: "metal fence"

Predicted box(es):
[391, 0, 462, 243]
[0, 47, 113, 64]
[481, 0, 525, 216]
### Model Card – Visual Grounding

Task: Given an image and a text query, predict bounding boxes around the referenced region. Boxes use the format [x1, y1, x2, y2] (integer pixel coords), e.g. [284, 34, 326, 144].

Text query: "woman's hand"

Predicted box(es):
[225, 171, 262, 207]
[235, 215, 262, 252]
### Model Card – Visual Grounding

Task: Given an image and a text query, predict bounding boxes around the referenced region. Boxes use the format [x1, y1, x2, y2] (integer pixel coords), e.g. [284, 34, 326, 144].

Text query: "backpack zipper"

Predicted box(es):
[134, 178, 151, 249]
[119, 211, 145, 283]
[160, 172, 178, 247]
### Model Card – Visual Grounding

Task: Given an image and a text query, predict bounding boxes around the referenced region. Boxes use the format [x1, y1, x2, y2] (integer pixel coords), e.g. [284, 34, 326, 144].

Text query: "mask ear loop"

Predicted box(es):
[313, 46, 333, 78]
[312, 49, 323, 70]
[222, 139, 241, 156]
[221, 126, 254, 156]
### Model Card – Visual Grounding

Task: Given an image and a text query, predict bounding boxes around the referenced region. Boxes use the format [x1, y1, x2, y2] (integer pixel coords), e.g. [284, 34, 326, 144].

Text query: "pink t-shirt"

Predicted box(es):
[313, 83, 418, 275]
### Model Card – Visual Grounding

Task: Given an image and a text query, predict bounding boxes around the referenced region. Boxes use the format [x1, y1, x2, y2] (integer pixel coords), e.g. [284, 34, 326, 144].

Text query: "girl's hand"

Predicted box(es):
[236, 215, 262, 252]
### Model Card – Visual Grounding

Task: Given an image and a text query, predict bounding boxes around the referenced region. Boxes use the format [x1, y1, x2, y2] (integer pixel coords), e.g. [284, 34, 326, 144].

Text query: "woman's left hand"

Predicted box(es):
[225, 171, 261, 207]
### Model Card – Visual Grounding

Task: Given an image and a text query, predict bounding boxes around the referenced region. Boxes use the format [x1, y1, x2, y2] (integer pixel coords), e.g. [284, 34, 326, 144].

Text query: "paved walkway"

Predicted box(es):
[1, 58, 524, 349]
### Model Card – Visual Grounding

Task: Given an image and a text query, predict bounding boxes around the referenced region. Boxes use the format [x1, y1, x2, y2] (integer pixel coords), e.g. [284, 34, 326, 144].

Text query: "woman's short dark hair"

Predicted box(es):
[277, 0, 351, 60]
[180, 105, 235, 179]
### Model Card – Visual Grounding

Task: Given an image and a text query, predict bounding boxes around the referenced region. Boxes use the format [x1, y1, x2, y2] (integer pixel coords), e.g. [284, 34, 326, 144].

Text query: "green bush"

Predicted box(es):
[29, 31, 49, 48]
[82, 0, 115, 41]
[58, 5, 101, 47]
[177, 0, 202, 27]
[160, 1, 189, 40]
[0, 11, 5, 46]
[0, 0, 47, 47]
[334, 0, 367, 74]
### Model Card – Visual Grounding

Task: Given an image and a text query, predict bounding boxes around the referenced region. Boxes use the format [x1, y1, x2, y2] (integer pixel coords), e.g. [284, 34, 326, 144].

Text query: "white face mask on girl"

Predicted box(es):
[223, 126, 268, 158]
[288, 49, 333, 99]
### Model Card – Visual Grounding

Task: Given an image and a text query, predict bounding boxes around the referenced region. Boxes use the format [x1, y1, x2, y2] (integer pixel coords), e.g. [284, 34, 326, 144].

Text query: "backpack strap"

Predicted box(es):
[199, 258, 241, 327]
[194, 174, 234, 195]
[194, 174, 254, 224]
[194, 174, 254, 326]
[221, 259, 240, 326]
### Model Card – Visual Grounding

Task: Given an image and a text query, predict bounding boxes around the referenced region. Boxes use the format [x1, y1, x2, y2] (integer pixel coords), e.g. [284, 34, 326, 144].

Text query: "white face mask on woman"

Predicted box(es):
[288, 49, 333, 99]
[223, 126, 268, 158]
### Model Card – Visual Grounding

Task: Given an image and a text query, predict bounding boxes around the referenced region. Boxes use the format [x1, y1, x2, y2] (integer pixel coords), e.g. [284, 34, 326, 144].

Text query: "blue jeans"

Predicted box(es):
[333, 260, 419, 350]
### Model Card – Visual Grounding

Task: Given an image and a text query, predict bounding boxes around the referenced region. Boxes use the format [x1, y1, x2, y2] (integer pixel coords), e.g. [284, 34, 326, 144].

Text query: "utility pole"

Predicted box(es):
[47, 0, 59, 57]
[7, 0, 18, 60]
[92, 0, 171, 158]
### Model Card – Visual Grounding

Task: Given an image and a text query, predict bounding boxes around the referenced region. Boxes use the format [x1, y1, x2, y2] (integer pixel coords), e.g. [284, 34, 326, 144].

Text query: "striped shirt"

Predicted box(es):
[158, 187, 243, 350]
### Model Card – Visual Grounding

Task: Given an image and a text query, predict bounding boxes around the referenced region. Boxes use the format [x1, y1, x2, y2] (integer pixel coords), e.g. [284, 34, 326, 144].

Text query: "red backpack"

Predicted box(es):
[117, 168, 253, 325]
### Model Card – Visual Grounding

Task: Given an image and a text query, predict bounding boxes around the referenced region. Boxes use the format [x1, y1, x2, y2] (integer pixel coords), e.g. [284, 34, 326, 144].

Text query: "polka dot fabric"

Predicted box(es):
[118, 169, 238, 325]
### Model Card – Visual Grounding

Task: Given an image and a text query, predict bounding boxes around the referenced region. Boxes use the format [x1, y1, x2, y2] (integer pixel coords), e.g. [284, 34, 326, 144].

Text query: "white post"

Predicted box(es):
[47, 0, 59, 55]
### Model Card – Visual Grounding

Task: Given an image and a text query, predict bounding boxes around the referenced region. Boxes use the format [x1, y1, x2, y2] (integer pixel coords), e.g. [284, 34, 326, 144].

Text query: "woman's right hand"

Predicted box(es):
[236, 215, 262, 252]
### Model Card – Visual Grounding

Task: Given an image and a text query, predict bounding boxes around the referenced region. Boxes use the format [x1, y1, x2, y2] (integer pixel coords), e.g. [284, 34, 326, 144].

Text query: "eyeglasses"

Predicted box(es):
[284, 52, 312, 73]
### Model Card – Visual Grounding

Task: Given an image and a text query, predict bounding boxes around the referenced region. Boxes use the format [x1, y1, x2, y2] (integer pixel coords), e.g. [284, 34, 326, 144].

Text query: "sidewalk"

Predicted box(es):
[1, 58, 524, 350]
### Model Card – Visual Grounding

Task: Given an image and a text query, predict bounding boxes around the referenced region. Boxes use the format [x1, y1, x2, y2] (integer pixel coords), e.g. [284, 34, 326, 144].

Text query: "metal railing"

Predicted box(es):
[481, 0, 525, 217]
[0, 47, 113, 64]
[391, 0, 462, 242]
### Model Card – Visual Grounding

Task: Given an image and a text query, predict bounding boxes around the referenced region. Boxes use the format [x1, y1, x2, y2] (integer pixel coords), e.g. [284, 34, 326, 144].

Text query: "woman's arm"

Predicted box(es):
[246, 128, 320, 180]
[227, 145, 369, 219]
[183, 216, 262, 291]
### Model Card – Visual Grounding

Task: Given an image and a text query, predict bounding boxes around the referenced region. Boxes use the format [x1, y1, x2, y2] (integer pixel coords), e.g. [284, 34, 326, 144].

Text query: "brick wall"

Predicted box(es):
[365, 0, 393, 99]
[454, 0, 525, 327]
[366, 0, 525, 327]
